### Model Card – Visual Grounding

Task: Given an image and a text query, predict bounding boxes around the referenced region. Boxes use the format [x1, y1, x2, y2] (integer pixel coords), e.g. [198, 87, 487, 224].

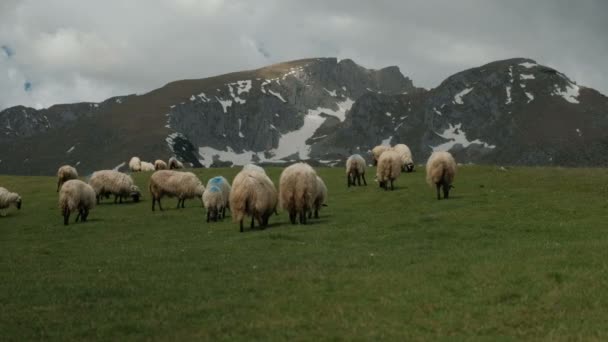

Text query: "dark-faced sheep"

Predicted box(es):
[392, 144, 415, 172]
[168, 157, 184, 170]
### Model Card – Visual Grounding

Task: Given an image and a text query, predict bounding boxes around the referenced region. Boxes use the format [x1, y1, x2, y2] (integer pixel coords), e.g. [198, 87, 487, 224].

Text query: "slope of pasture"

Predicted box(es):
[1, 166, 608, 340]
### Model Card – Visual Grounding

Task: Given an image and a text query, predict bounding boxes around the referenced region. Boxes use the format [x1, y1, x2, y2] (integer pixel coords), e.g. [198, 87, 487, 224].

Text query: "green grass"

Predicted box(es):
[2, 165, 608, 340]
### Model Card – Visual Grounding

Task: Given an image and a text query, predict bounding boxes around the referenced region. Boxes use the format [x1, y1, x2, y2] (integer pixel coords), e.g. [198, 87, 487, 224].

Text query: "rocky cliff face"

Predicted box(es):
[1, 57, 607, 175]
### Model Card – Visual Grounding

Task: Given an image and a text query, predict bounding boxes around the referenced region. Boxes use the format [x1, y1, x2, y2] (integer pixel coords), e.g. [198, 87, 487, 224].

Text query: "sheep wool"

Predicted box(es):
[149, 170, 205, 211]
[0, 187, 22, 214]
[279, 162, 318, 225]
[392, 144, 415, 172]
[243, 164, 266, 174]
[57, 165, 79, 192]
[346, 154, 367, 187]
[426, 151, 457, 200]
[376, 150, 402, 191]
[229, 170, 277, 232]
[310, 175, 327, 219]
[129, 156, 142, 172]
[202, 185, 225, 222]
[372, 145, 391, 166]
[58, 180, 95, 225]
[141, 161, 155, 172]
[89, 170, 141, 204]
[154, 160, 168, 170]
[168, 157, 184, 169]
[207, 176, 231, 216]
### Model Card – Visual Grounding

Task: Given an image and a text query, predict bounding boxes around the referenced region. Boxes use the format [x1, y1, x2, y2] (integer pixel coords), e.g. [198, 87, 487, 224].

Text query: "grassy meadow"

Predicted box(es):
[1, 165, 608, 340]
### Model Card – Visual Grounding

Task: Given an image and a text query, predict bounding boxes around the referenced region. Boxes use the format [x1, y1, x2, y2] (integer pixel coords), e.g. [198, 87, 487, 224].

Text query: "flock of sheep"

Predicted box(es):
[0, 144, 457, 230]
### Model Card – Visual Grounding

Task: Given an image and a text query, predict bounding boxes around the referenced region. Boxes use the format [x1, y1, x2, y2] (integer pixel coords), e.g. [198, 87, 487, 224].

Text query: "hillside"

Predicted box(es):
[1, 57, 607, 175]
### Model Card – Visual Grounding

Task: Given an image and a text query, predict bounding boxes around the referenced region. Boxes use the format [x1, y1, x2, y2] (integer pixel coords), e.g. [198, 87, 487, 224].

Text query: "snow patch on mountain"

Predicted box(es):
[432, 123, 496, 152]
[553, 83, 580, 104]
[268, 89, 287, 103]
[454, 87, 474, 104]
[520, 74, 535, 80]
[215, 97, 232, 113]
[519, 62, 538, 68]
[525, 92, 534, 103]
[506, 86, 512, 104]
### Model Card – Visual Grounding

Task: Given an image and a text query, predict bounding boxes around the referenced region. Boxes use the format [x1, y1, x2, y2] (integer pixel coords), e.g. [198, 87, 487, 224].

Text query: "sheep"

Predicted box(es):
[372, 145, 391, 166]
[168, 157, 184, 169]
[376, 150, 402, 191]
[392, 144, 415, 172]
[207, 176, 231, 218]
[426, 151, 457, 200]
[229, 170, 277, 232]
[279, 162, 318, 225]
[149, 170, 205, 211]
[346, 154, 367, 187]
[243, 163, 266, 174]
[154, 159, 168, 170]
[202, 185, 226, 222]
[88, 170, 141, 204]
[141, 161, 155, 172]
[56, 165, 79, 192]
[129, 156, 142, 172]
[0, 187, 22, 215]
[309, 175, 327, 219]
[58, 180, 95, 225]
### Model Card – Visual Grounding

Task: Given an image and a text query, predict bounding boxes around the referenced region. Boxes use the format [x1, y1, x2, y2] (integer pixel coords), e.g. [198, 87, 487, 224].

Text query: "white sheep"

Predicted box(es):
[309, 175, 327, 219]
[229, 170, 277, 232]
[376, 150, 402, 191]
[426, 151, 457, 200]
[140, 161, 155, 172]
[279, 162, 318, 224]
[372, 145, 391, 166]
[206, 176, 231, 218]
[243, 163, 266, 174]
[154, 160, 168, 170]
[392, 144, 415, 172]
[149, 170, 204, 211]
[202, 185, 226, 222]
[129, 156, 142, 172]
[168, 157, 184, 169]
[0, 187, 22, 215]
[56, 165, 78, 192]
[58, 179, 96, 225]
[346, 154, 367, 187]
[88, 170, 141, 204]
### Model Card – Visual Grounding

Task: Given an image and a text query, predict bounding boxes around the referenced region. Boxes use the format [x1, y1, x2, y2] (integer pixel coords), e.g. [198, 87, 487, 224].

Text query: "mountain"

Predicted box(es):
[1, 57, 607, 175]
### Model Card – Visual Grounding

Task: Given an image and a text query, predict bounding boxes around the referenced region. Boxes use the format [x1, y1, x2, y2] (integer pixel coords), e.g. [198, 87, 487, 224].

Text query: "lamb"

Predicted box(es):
[140, 161, 155, 172]
[88, 170, 141, 204]
[243, 163, 266, 174]
[392, 144, 415, 172]
[376, 150, 402, 191]
[309, 175, 327, 219]
[279, 162, 318, 225]
[149, 170, 205, 211]
[154, 160, 168, 170]
[346, 154, 367, 187]
[372, 145, 391, 166]
[56, 165, 78, 192]
[0, 187, 22, 215]
[58, 179, 95, 225]
[207, 176, 231, 218]
[168, 157, 184, 169]
[229, 170, 277, 232]
[129, 156, 142, 172]
[426, 151, 457, 200]
[202, 185, 226, 222]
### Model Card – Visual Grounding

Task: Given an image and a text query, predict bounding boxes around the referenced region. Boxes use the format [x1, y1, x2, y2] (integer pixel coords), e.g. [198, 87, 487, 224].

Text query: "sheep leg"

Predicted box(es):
[206, 210, 210, 223]
[289, 212, 296, 224]
[347, 174, 351, 187]
[250, 216, 255, 229]
[436, 184, 441, 200]
[239, 219, 244, 233]
[176, 199, 181, 209]
[308, 210, 312, 219]
[222, 207, 226, 219]
[257, 215, 265, 230]
[314, 209, 319, 219]
[362, 174, 367, 186]
[75, 210, 81, 222]
[182, 200, 185, 208]
[443, 184, 450, 199]
[390, 180, 394, 191]
[119, 196, 123, 204]
[63, 208, 70, 226]
[152, 198, 156, 211]
[83, 209, 89, 222]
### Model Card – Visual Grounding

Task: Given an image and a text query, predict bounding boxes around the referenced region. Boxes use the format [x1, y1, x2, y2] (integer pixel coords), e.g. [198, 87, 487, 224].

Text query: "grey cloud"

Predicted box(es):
[0, 0, 606, 110]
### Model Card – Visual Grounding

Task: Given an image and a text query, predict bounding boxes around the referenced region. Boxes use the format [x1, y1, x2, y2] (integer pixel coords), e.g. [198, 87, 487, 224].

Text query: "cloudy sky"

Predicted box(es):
[1, 0, 606, 110]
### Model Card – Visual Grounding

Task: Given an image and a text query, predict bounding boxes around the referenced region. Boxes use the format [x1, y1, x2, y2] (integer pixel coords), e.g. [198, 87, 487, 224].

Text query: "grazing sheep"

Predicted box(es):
[346, 154, 367, 187]
[149, 170, 204, 211]
[207, 176, 231, 218]
[372, 145, 391, 166]
[392, 144, 415, 172]
[376, 150, 402, 191]
[229, 170, 278, 232]
[56, 165, 78, 192]
[129, 156, 142, 172]
[279, 163, 318, 225]
[154, 160, 168, 170]
[0, 187, 22, 215]
[426, 151, 457, 200]
[58, 180, 95, 225]
[309, 175, 327, 219]
[141, 161, 155, 172]
[243, 163, 266, 174]
[202, 185, 225, 222]
[168, 157, 184, 169]
[88, 170, 141, 204]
